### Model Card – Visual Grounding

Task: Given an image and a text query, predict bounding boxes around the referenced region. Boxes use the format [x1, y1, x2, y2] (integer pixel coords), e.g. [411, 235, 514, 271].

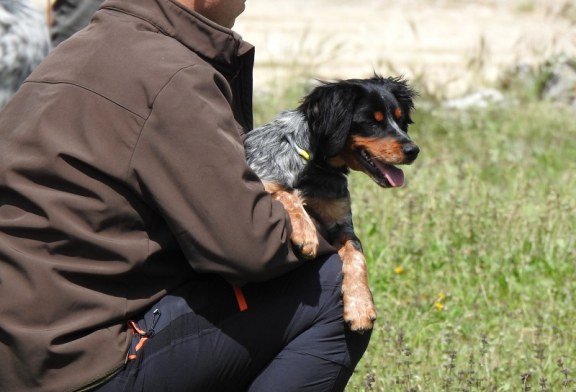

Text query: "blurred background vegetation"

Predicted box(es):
[242, 0, 576, 390]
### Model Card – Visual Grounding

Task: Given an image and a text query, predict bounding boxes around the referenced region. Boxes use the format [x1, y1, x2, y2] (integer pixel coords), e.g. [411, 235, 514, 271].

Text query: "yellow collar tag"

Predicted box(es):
[284, 134, 311, 161]
[296, 147, 311, 161]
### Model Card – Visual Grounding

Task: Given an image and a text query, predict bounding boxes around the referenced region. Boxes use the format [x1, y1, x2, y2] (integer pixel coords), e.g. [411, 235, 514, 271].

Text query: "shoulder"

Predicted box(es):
[31, 30, 222, 119]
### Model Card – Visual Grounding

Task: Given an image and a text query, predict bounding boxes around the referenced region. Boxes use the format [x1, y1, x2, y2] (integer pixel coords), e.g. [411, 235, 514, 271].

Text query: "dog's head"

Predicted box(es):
[300, 75, 419, 188]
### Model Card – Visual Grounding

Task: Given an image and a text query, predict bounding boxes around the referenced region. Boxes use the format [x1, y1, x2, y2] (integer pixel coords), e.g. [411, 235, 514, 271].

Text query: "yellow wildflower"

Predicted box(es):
[434, 292, 446, 311]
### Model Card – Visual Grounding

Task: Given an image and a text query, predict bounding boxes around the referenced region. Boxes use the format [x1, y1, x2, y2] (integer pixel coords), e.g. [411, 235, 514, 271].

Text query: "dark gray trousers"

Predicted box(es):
[94, 254, 371, 391]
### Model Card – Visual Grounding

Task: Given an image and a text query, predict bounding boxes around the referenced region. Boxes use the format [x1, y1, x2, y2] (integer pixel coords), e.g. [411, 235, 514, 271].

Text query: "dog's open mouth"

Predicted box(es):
[357, 149, 405, 188]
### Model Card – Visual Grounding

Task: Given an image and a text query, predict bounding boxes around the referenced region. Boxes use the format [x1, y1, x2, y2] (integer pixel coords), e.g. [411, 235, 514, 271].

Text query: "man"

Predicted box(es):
[0, 0, 371, 391]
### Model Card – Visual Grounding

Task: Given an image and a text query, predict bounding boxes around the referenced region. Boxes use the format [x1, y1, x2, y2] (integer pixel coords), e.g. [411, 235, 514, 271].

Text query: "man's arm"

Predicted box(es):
[129, 64, 325, 283]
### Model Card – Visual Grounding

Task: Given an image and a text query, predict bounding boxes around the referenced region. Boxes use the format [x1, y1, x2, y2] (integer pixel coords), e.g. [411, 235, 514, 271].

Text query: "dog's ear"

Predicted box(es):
[387, 77, 417, 128]
[299, 81, 357, 159]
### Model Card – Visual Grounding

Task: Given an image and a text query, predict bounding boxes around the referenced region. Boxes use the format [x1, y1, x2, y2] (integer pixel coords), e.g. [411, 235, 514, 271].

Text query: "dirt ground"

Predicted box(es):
[234, 0, 576, 95]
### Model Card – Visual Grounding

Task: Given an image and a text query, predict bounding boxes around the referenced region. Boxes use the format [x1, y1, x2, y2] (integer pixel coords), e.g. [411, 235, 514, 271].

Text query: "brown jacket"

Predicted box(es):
[0, 0, 332, 390]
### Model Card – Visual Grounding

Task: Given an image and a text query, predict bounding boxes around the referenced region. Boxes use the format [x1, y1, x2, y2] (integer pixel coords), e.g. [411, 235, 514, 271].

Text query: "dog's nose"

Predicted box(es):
[402, 143, 420, 161]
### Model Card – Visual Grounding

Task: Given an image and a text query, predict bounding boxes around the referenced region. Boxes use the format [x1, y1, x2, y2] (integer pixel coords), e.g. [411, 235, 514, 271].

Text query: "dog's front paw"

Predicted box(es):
[342, 285, 377, 332]
[266, 186, 320, 259]
[290, 210, 319, 259]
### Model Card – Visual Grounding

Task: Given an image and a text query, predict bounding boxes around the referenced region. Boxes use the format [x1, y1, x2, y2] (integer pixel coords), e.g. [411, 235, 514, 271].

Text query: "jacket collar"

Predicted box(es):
[100, 0, 254, 72]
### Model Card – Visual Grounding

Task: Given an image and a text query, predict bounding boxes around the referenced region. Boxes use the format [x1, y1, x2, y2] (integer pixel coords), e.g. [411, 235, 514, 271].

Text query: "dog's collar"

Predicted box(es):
[295, 144, 311, 161]
[284, 134, 312, 161]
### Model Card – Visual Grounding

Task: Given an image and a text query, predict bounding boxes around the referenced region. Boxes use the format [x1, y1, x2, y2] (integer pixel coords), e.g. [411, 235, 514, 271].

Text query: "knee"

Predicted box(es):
[345, 326, 372, 370]
[315, 252, 344, 289]
[290, 252, 343, 298]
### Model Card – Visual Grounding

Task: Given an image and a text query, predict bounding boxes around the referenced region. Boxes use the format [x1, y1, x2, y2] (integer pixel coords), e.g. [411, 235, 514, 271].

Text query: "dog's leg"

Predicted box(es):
[263, 182, 319, 259]
[336, 232, 377, 332]
[306, 197, 377, 332]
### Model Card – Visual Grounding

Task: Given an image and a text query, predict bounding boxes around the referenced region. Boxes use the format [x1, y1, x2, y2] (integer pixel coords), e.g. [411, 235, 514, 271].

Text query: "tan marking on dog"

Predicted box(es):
[304, 197, 349, 228]
[263, 182, 285, 194]
[374, 111, 385, 122]
[336, 233, 377, 331]
[263, 181, 319, 259]
[326, 155, 347, 169]
[339, 136, 405, 174]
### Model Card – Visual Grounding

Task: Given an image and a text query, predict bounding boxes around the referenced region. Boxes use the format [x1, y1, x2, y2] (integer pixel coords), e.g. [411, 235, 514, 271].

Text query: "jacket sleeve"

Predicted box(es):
[129, 64, 331, 282]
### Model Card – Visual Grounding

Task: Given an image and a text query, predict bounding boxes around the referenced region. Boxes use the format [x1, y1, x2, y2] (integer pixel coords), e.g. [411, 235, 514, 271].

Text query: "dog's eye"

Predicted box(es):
[394, 107, 403, 120]
[373, 111, 385, 122]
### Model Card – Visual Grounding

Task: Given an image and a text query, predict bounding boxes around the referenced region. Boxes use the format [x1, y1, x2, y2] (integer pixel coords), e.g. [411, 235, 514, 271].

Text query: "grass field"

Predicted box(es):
[253, 75, 576, 391]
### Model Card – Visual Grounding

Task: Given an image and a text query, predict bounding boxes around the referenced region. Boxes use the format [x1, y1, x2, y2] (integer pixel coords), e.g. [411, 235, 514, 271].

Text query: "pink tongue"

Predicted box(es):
[375, 162, 405, 187]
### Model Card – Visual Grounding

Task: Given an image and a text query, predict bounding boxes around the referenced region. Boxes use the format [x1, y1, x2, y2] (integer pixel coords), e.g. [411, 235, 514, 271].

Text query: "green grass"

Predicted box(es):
[254, 81, 576, 391]
[348, 102, 576, 391]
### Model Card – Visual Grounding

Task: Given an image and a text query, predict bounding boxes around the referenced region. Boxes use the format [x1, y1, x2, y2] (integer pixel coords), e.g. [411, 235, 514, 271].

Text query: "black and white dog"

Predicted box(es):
[245, 75, 419, 331]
